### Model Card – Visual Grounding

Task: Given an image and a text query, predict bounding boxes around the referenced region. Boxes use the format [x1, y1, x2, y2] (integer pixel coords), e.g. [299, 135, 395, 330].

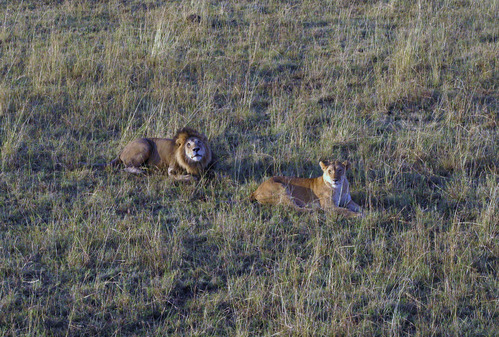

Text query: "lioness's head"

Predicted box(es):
[320, 160, 350, 187]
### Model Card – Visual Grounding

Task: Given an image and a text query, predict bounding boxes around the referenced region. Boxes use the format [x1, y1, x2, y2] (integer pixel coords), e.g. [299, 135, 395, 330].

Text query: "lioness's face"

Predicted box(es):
[184, 137, 206, 162]
[320, 160, 350, 187]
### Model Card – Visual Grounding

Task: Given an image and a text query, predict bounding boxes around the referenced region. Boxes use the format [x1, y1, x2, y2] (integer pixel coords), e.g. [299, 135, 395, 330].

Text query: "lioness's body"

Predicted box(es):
[250, 160, 361, 217]
[110, 128, 212, 180]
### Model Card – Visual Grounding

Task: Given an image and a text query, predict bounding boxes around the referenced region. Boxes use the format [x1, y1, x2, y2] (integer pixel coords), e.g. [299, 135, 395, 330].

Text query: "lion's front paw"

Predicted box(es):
[173, 174, 198, 182]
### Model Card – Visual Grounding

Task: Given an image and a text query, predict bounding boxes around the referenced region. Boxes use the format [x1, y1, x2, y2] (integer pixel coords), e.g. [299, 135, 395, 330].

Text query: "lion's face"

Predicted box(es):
[183, 137, 207, 162]
[173, 128, 212, 176]
[320, 160, 350, 187]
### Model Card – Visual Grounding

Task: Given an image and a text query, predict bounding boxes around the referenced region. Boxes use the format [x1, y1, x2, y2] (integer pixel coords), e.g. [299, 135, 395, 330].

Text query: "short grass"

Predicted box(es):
[0, 0, 497, 335]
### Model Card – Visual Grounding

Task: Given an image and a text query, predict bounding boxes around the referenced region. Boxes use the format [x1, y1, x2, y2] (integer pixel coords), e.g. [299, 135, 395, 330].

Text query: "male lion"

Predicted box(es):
[250, 160, 362, 217]
[108, 127, 212, 180]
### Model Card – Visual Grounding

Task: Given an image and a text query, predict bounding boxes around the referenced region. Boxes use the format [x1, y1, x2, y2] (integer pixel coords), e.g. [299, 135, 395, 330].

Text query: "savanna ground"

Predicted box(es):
[0, 0, 497, 335]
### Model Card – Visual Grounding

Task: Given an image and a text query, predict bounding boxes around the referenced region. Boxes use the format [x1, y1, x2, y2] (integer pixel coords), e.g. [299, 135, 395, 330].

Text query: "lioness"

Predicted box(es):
[250, 160, 362, 217]
[109, 127, 212, 180]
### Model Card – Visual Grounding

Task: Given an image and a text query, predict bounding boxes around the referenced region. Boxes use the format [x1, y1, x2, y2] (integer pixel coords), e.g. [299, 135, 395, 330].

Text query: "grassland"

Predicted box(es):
[0, 0, 497, 335]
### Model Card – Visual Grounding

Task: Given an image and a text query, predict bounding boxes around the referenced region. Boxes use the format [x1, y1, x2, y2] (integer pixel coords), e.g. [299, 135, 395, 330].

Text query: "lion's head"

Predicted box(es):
[173, 127, 212, 175]
[320, 160, 350, 187]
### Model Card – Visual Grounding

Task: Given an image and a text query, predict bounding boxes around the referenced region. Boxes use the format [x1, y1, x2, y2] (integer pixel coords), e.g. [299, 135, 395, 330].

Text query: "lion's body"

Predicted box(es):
[110, 128, 212, 179]
[250, 160, 361, 217]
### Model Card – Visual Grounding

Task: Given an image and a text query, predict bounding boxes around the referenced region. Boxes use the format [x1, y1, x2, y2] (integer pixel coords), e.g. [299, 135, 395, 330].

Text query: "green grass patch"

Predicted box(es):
[0, 0, 497, 335]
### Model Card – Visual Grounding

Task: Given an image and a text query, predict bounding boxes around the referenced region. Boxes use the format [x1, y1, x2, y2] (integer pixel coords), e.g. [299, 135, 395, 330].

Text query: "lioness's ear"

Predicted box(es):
[319, 161, 328, 171]
[342, 160, 351, 170]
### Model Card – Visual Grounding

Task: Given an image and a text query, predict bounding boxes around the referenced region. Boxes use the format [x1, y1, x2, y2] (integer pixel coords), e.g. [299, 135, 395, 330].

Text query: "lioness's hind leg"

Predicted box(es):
[287, 193, 307, 208]
[251, 178, 291, 206]
[275, 184, 308, 209]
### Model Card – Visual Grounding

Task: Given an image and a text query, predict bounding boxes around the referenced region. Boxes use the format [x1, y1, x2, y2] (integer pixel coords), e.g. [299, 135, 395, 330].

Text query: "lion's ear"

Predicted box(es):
[175, 138, 183, 147]
[342, 160, 351, 170]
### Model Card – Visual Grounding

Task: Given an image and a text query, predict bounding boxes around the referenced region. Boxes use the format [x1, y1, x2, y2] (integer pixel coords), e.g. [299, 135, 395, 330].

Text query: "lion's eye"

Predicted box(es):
[187, 143, 191, 148]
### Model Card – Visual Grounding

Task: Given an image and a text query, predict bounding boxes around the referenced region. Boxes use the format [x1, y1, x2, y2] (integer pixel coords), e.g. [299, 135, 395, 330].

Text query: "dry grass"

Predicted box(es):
[0, 0, 497, 336]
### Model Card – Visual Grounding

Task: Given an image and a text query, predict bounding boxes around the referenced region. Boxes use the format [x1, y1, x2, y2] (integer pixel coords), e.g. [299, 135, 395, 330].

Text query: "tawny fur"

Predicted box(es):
[110, 127, 212, 180]
[250, 160, 362, 217]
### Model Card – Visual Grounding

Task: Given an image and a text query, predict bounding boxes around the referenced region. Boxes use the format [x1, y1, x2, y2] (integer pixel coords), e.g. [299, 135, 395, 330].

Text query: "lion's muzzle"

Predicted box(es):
[190, 148, 204, 161]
